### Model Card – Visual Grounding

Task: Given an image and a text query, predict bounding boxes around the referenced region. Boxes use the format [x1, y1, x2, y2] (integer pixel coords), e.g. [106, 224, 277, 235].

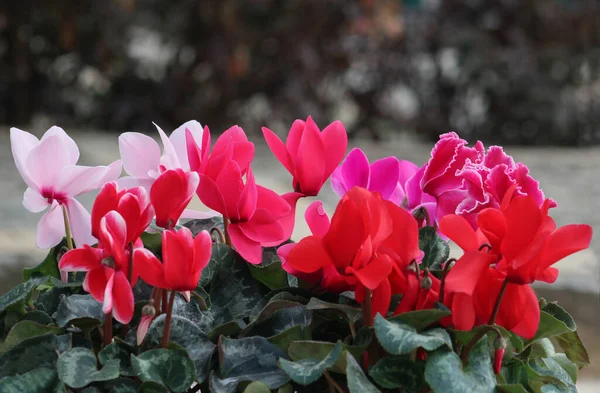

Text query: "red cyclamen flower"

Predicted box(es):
[150, 168, 199, 229]
[134, 227, 211, 291]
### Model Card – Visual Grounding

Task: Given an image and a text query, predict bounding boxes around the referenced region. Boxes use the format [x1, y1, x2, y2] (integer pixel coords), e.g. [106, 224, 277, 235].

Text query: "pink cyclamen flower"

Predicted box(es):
[262, 116, 348, 196]
[421, 132, 556, 228]
[10, 126, 122, 249]
[150, 169, 199, 229]
[59, 211, 139, 323]
[331, 148, 400, 201]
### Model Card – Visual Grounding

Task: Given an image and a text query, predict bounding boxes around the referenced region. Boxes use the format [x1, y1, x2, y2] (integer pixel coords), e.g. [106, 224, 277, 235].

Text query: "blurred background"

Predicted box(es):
[2, 0, 600, 144]
[1, 1, 600, 390]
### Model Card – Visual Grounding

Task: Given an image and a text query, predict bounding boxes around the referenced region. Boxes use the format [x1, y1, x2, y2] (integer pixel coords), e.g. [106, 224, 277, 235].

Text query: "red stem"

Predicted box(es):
[103, 312, 112, 346]
[161, 290, 176, 348]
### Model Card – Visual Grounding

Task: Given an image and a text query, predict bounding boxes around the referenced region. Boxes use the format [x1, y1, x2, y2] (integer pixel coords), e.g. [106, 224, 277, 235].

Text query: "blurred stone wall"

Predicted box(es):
[0, 0, 599, 144]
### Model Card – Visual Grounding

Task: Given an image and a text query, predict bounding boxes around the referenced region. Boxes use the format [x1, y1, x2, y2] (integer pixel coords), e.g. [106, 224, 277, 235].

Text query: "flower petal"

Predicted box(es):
[83, 266, 110, 303]
[371, 279, 392, 320]
[154, 122, 182, 169]
[193, 230, 212, 276]
[137, 315, 153, 345]
[119, 132, 161, 179]
[57, 165, 107, 197]
[369, 156, 400, 200]
[286, 235, 331, 273]
[36, 202, 65, 249]
[444, 252, 498, 296]
[170, 120, 203, 171]
[23, 187, 49, 213]
[305, 201, 330, 237]
[41, 126, 80, 165]
[59, 245, 103, 271]
[111, 270, 134, 324]
[10, 127, 40, 189]
[320, 120, 348, 177]
[439, 215, 480, 252]
[262, 127, 293, 174]
[66, 198, 96, 247]
[340, 148, 370, 191]
[102, 269, 115, 315]
[295, 117, 326, 196]
[134, 248, 168, 288]
[227, 224, 263, 264]
[26, 135, 71, 190]
[540, 224, 592, 270]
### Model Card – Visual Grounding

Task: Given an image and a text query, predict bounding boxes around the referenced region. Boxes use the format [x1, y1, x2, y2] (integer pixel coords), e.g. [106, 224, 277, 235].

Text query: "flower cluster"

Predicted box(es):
[10, 119, 592, 368]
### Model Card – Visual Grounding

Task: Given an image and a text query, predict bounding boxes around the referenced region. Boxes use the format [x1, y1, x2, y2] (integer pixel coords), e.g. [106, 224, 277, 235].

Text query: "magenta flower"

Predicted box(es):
[421, 132, 556, 227]
[331, 148, 400, 201]
[390, 162, 438, 229]
[10, 126, 122, 249]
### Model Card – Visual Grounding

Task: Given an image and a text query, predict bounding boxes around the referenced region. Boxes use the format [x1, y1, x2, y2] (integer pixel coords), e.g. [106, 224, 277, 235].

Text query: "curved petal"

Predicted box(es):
[340, 148, 370, 191]
[501, 196, 541, 261]
[498, 284, 539, 340]
[91, 182, 119, 239]
[26, 135, 70, 190]
[163, 228, 195, 291]
[371, 279, 392, 320]
[477, 208, 506, 252]
[66, 198, 96, 247]
[97, 159, 123, 186]
[99, 211, 128, 264]
[194, 230, 212, 272]
[369, 156, 401, 200]
[197, 174, 227, 216]
[295, 117, 326, 196]
[286, 235, 331, 273]
[134, 248, 168, 288]
[238, 209, 285, 244]
[170, 120, 203, 171]
[137, 315, 153, 345]
[227, 224, 263, 264]
[349, 254, 393, 290]
[285, 119, 306, 162]
[10, 127, 40, 189]
[439, 215, 480, 252]
[320, 120, 348, 177]
[111, 271, 134, 324]
[102, 269, 115, 314]
[59, 245, 103, 271]
[36, 202, 65, 249]
[540, 224, 592, 270]
[154, 122, 182, 169]
[444, 252, 498, 296]
[42, 126, 80, 165]
[262, 127, 293, 174]
[451, 293, 476, 331]
[83, 266, 110, 302]
[237, 168, 258, 221]
[23, 187, 49, 213]
[119, 132, 161, 178]
[57, 165, 107, 197]
[305, 201, 330, 237]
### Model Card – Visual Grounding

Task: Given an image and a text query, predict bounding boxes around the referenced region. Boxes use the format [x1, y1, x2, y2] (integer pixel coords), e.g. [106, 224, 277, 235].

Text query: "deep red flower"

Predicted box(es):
[59, 211, 139, 323]
[262, 117, 347, 196]
[91, 182, 154, 244]
[150, 168, 199, 229]
[134, 227, 211, 292]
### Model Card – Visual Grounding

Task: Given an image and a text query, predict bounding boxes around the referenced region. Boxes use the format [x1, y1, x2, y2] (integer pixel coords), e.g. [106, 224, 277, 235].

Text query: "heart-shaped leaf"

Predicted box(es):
[98, 377, 140, 393]
[53, 294, 104, 328]
[287, 340, 370, 375]
[248, 247, 289, 290]
[98, 339, 136, 376]
[453, 325, 524, 352]
[0, 367, 58, 393]
[0, 320, 61, 353]
[496, 384, 529, 393]
[0, 277, 47, 314]
[386, 309, 451, 331]
[0, 334, 58, 378]
[530, 303, 575, 344]
[374, 314, 452, 355]
[555, 330, 590, 368]
[369, 356, 424, 391]
[528, 357, 576, 393]
[243, 381, 272, 393]
[131, 349, 196, 393]
[346, 352, 381, 393]
[424, 338, 496, 393]
[21, 310, 53, 325]
[240, 305, 312, 338]
[23, 242, 65, 281]
[138, 381, 169, 393]
[58, 347, 120, 388]
[279, 341, 343, 385]
[418, 227, 450, 269]
[305, 297, 362, 325]
[35, 287, 71, 315]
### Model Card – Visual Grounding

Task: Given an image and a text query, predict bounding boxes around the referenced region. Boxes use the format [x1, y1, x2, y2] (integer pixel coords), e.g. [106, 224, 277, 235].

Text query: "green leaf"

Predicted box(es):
[277, 383, 294, 393]
[0, 320, 62, 352]
[207, 244, 263, 323]
[0, 277, 47, 314]
[453, 325, 524, 352]
[528, 357, 576, 393]
[496, 384, 529, 393]
[208, 320, 245, 342]
[346, 352, 381, 393]
[140, 232, 162, 254]
[23, 242, 63, 281]
[217, 336, 290, 390]
[21, 310, 53, 325]
[305, 297, 362, 325]
[132, 349, 196, 393]
[287, 341, 368, 375]
[528, 338, 556, 359]
[48, 277, 83, 288]
[418, 227, 450, 269]
[57, 347, 119, 388]
[279, 341, 343, 385]
[424, 338, 496, 393]
[268, 324, 312, 352]
[143, 315, 216, 383]
[0, 334, 58, 378]
[0, 367, 58, 393]
[555, 330, 590, 368]
[241, 305, 312, 339]
[374, 314, 451, 355]
[248, 247, 289, 290]
[369, 356, 424, 391]
[53, 294, 104, 328]
[550, 354, 578, 384]
[98, 339, 136, 376]
[530, 303, 576, 344]
[35, 287, 71, 315]
[243, 381, 272, 393]
[387, 308, 451, 331]
[138, 381, 169, 393]
[183, 216, 224, 237]
[99, 378, 140, 393]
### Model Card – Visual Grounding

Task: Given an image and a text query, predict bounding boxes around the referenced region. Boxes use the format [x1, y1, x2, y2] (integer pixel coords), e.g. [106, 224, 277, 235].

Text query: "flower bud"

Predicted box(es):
[142, 304, 156, 317]
[417, 348, 427, 361]
[420, 275, 432, 290]
[493, 335, 507, 374]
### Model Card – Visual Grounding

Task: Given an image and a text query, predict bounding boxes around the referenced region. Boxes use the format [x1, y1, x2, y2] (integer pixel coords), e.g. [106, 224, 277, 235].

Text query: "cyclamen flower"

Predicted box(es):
[150, 169, 199, 229]
[59, 211, 138, 324]
[10, 126, 122, 249]
[133, 227, 212, 291]
[188, 126, 292, 264]
[262, 117, 347, 196]
[421, 132, 556, 228]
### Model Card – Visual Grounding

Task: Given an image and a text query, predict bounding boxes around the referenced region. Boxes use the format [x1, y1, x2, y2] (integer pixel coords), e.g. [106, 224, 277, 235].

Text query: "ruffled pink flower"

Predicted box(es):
[262, 117, 347, 196]
[59, 211, 139, 324]
[118, 120, 214, 220]
[10, 126, 122, 249]
[421, 132, 556, 227]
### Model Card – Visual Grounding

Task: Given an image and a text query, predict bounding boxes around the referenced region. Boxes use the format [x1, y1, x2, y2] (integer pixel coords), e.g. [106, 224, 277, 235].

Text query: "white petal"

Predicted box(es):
[170, 120, 203, 171]
[153, 122, 181, 169]
[116, 176, 155, 193]
[180, 208, 220, 219]
[57, 165, 107, 196]
[10, 127, 40, 189]
[118, 132, 161, 178]
[36, 202, 65, 249]
[41, 126, 80, 165]
[99, 159, 123, 184]
[23, 187, 50, 213]
[25, 135, 71, 189]
[66, 198, 96, 247]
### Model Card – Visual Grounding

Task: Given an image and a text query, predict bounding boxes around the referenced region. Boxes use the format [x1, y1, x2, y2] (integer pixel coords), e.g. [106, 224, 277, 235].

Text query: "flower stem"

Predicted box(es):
[127, 242, 134, 284]
[361, 288, 373, 327]
[460, 325, 503, 364]
[162, 290, 168, 314]
[222, 216, 232, 247]
[61, 204, 74, 250]
[103, 312, 112, 346]
[488, 278, 509, 325]
[438, 258, 457, 303]
[210, 226, 226, 244]
[161, 290, 176, 348]
[323, 370, 345, 393]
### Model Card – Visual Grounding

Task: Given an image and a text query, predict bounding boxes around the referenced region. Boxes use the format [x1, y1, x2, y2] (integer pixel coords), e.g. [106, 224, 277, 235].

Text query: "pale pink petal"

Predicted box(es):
[23, 187, 49, 213]
[118, 132, 161, 179]
[154, 122, 182, 169]
[57, 165, 107, 197]
[137, 315, 153, 345]
[397, 160, 419, 189]
[305, 201, 330, 237]
[36, 202, 65, 249]
[116, 176, 155, 192]
[102, 269, 115, 315]
[330, 167, 346, 198]
[180, 208, 220, 219]
[66, 198, 96, 247]
[369, 156, 400, 200]
[10, 127, 39, 189]
[25, 135, 71, 189]
[41, 126, 80, 165]
[96, 159, 124, 186]
[170, 120, 203, 171]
